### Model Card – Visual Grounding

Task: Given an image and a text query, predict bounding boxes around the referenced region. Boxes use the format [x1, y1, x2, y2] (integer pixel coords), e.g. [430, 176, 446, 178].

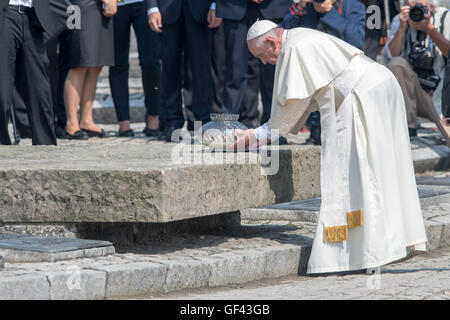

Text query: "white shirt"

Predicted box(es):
[117, 0, 143, 7]
[9, 0, 33, 7]
[148, 2, 216, 16]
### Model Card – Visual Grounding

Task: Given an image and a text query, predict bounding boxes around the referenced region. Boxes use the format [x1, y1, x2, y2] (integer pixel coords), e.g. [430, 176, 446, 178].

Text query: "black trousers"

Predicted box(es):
[109, 2, 161, 122]
[0, 8, 56, 145]
[13, 35, 68, 134]
[160, 4, 213, 129]
[222, 3, 278, 126]
[184, 24, 225, 130]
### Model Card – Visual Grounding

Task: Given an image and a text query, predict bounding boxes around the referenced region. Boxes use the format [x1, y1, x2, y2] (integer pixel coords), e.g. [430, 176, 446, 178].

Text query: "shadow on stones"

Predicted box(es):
[266, 149, 295, 204]
[71, 212, 313, 258]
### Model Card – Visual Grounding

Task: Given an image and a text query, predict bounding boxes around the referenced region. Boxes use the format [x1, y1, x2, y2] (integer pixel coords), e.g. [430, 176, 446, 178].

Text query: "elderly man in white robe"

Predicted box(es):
[234, 20, 428, 274]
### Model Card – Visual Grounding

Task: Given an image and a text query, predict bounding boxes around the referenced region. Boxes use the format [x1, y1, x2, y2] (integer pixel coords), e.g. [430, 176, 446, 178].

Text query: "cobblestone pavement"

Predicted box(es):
[145, 247, 450, 300]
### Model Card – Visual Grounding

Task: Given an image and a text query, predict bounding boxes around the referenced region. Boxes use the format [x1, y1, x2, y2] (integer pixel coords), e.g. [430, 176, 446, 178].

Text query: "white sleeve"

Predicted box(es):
[254, 123, 279, 141]
[147, 7, 160, 16]
[210, 2, 216, 10]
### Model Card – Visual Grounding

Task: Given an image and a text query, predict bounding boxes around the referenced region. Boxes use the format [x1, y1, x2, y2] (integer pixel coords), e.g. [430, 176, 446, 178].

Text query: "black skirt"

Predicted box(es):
[62, 0, 115, 68]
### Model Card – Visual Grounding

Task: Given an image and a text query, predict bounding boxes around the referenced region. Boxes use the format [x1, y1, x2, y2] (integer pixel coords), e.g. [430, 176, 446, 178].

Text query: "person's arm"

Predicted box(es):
[145, 0, 162, 33]
[387, 6, 410, 57]
[319, 0, 366, 49]
[207, 2, 222, 28]
[232, 98, 314, 151]
[427, 25, 450, 58]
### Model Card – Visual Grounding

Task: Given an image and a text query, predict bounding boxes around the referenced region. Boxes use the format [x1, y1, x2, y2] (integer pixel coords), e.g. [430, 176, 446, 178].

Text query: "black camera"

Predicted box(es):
[312, 0, 326, 3]
[409, 40, 440, 90]
[409, 3, 429, 22]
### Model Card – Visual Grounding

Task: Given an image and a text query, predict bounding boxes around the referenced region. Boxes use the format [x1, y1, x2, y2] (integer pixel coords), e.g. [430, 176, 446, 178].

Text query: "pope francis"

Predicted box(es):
[235, 20, 428, 274]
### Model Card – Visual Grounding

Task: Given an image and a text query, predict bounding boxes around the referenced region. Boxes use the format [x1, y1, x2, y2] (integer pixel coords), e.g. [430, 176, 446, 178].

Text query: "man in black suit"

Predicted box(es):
[145, 0, 222, 141]
[0, 0, 56, 145]
[11, 0, 72, 142]
[216, 0, 291, 126]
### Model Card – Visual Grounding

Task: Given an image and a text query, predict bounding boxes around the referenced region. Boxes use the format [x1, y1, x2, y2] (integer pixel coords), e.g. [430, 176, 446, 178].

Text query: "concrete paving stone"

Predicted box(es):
[0, 274, 49, 300]
[46, 269, 106, 300]
[258, 245, 302, 278]
[206, 253, 253, 287]
[424, 220, 444, 251]
[96, 262, 167, 298]
[430, 215, 450, 248]
[163, 259, 212, 293]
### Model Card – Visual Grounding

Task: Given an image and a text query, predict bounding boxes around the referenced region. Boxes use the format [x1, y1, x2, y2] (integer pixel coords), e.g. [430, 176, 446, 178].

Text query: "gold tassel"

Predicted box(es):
[323, 225, 348, 242]
[347, 209, 363, 228]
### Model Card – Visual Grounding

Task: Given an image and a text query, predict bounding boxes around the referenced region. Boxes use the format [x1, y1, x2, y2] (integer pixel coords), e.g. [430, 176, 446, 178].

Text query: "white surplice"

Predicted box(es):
[267, 28, 427, 274]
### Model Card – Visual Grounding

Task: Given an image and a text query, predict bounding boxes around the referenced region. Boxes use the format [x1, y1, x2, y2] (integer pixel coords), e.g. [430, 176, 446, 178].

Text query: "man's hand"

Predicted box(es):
[231, 129, 262, 151]
[399, 6, 410, 31]
[102, 0, 117, 17]
[409, 12, 433, 33]
[312, 0, 333, 14]
[148, 12, 163, 33]
[251, 0, 265, 3]
[207, 9, 222, 28]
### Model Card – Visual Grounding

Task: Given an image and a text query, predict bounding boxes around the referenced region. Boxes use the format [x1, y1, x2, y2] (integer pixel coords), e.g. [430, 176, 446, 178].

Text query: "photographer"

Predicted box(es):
[381, 1, 450, 143]
[280, 0, 366, 145]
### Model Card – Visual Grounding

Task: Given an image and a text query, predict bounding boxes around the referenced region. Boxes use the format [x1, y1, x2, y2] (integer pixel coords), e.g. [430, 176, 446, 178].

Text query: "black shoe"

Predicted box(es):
[278, 136, 288, 145]
[305, 126, 321, 145]
[81, 128, 105, 138]
[117, 129, 135, 137]
[62, 129, 89, 140]
[55, 126, 65, 139]
[408, 128, 417, 137]
[143, 126, 159, 137]
[18, 127, 33, 139]
[160, 126, 189, 143]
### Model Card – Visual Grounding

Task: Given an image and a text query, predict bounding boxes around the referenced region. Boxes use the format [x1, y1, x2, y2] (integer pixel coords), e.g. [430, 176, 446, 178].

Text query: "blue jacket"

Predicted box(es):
[281, 0, 366, 49]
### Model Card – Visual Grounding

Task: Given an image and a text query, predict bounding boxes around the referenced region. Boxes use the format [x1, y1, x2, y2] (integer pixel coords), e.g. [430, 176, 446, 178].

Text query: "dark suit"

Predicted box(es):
[12, 0, 72, 139]
[0, 0, 56, 145]
[216, 0, 291, 126]
[145, 0, 213, 130]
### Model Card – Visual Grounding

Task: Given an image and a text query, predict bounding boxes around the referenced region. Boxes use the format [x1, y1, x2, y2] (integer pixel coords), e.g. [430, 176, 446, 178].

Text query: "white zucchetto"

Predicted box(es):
[246, 20, 279, 41]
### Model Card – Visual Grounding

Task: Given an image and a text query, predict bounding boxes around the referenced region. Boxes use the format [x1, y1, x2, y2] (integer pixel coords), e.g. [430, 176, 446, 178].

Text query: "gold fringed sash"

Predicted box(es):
[323, 225, 348, 242]
[323, 209, 363, 243]
[347, 209, 363, 229]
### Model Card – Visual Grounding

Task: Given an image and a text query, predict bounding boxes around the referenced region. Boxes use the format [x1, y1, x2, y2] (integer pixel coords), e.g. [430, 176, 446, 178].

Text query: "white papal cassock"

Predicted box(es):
[266, 28, 428, 274]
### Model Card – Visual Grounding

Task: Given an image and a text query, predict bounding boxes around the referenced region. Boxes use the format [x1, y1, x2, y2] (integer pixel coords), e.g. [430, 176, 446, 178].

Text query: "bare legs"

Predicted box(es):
[64, 66, 103, 135]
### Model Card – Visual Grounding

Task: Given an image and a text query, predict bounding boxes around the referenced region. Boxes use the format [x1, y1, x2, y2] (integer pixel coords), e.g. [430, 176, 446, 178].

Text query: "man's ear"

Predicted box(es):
[265, 37, 277, 51]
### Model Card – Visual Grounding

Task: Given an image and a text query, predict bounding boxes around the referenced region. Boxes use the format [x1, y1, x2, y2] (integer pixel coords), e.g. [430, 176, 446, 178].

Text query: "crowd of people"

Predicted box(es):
[0, 0, 449, 146]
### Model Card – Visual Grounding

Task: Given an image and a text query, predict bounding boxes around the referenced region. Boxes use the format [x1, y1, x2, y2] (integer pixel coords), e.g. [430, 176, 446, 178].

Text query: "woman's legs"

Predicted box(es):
[79, 66, 103, 132]
[64, 67, 88, 134]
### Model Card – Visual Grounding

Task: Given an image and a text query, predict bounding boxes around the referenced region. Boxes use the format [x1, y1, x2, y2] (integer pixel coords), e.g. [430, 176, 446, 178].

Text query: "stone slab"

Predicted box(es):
[0, 274, 49, 300]
[241, 184, 450, 222]
[97, 262, 167, 298]
[0, 144, 321, 224]
[47, 269, 106, 300]
[0, 234, 115, 263]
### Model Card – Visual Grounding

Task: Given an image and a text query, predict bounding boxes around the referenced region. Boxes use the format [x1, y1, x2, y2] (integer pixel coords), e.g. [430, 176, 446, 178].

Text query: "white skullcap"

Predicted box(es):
[246, 20, 278, 41]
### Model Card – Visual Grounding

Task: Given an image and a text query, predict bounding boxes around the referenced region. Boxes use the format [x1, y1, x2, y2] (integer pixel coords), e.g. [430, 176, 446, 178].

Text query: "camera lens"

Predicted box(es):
[409, 4, 426, 22]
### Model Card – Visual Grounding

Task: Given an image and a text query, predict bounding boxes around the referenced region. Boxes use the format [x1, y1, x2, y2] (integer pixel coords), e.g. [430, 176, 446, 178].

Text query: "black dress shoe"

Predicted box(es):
[408, 128, 417, 137]
[62, 129, 89, 140]
[81, 128, 105, 138]
[55, 126, 65, 139]
[117, 129, 135, 137]
[159, 126, 181, 142]
[143, 126, 159, 137]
